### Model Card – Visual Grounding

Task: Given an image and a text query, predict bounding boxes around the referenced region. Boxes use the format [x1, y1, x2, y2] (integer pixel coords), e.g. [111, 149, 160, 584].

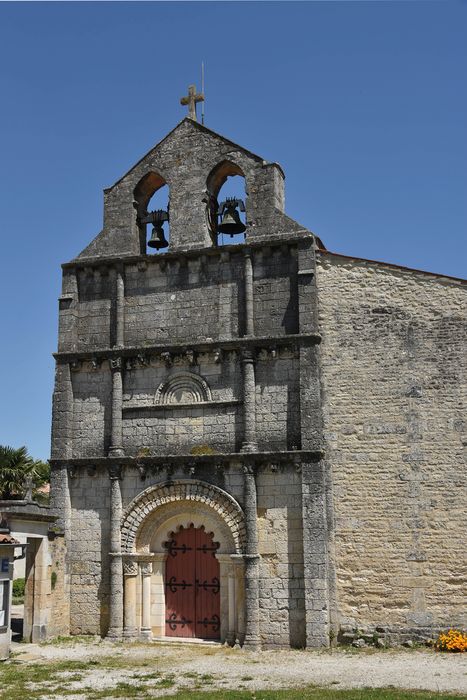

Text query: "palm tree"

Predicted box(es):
[0, 446, 39, 500]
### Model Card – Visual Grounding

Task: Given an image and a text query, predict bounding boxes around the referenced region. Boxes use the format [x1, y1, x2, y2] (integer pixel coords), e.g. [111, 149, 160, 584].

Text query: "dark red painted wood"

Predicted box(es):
[195, 527, 220, 639]
[165, 525, 220, 639]
[165, 525, 196, 637]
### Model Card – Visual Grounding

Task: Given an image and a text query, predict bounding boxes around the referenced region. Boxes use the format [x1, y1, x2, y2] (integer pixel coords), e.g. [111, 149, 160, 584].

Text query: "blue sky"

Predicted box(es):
[0, 1, 465, 460]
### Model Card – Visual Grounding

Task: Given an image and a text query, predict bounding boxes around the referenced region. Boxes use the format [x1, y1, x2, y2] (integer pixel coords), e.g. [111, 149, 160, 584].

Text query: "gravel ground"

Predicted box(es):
[9, 639, 467, 698]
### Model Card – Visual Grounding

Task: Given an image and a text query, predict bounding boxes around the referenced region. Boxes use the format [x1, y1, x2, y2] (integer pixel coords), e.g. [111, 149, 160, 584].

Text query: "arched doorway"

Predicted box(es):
[165, 524, 220, 639]
[120, 480, 247, 644]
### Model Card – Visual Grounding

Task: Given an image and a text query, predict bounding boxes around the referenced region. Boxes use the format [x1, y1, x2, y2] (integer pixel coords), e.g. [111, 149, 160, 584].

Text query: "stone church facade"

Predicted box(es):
[49, 117, 466, 648]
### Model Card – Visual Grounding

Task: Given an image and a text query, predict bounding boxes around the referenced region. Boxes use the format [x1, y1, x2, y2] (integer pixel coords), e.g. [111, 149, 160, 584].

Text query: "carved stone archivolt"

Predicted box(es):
[120, 479, 246, 555]
[155, 372, 211, 405]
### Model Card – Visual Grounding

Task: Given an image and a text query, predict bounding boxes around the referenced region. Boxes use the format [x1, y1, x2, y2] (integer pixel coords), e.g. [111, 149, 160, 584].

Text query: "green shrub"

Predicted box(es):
[12, 578, 25, 598]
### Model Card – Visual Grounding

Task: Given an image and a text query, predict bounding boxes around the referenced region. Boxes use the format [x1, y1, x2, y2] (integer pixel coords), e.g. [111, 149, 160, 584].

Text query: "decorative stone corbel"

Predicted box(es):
[213, 348, 223, 364]
[125, 357, 136, 371]
[67, 465, 77, 479]
[161, 351, 173, 368]
[137, 463, 147, 481]
[86, 465, 97, 477]
[90, 357, 102, 371]
[70, 360, 81, 372]
[185, 349, 196, 366]
[137, 354, 149, 367]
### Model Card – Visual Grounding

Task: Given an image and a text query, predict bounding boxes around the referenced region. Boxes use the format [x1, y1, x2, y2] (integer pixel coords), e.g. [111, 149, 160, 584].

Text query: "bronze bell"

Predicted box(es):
[147, 224, 169, 250]
[217, 198, 246, 237]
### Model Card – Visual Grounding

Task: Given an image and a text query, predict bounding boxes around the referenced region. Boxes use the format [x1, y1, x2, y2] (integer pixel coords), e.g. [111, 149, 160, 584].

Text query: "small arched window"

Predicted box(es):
[133, 172, 170, 255]
[206, 161, 247, 247]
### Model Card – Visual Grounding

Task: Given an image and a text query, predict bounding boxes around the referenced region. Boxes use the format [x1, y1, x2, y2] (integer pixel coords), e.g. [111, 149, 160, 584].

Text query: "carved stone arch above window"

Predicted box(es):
[155, 371, 212, 405]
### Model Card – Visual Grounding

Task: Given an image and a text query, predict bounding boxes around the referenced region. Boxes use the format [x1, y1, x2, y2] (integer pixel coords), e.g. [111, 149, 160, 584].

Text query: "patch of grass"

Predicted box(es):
[131, 671, 161, 680]
[240, 675, 254, 681]
[157, 689, 466, 700]
[0, 660, 96, 700]
[42, 634, 100, 645]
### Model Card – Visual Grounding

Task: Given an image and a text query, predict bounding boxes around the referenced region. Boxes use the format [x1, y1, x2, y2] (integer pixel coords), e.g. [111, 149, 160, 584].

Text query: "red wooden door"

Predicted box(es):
[165, 525, 220, 639]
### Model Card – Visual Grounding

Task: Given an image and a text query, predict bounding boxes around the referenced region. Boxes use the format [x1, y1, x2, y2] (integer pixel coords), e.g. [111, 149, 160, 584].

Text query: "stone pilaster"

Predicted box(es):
[107, 464, 123, 638]
[242, 465, 261, 649]
[109, 357, 124, 457]
[50, 362, 73, 533]
[241, 351, 258, 453]
[51, 362, 74, 460]
[301, 459, 329, 647]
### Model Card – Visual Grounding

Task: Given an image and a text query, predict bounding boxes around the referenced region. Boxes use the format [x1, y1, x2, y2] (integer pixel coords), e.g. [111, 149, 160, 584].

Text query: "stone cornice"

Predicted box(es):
[53, 333, 321, 364]
[50, 449, 324, 472]
[62, 234, 315, 271]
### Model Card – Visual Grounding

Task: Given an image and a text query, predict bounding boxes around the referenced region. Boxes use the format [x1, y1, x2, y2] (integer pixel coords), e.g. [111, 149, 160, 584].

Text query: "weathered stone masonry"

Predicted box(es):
[49, 117, 466, 647]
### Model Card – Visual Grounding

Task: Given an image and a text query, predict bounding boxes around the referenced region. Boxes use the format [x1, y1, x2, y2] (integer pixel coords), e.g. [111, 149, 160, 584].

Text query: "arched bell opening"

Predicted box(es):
[121, 481, 246, 645]
[133, 172, 170, 255]
[206, 161, 247, 247]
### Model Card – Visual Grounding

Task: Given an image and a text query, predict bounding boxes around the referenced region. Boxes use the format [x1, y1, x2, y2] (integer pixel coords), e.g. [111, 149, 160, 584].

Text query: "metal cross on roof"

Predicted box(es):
[180, 84, 204, 122]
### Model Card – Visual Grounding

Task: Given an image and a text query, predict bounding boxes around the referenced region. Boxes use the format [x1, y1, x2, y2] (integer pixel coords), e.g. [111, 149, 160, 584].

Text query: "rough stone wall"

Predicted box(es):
[69, 471, 110, 635]
[256, 470, 305, 648]
[124, 255, 244, 345]
[71, 369, 112, 457]
[253, 248, 299, 336]
[316, 253, 467, 635]
[255, 354, 300, 452]
[48, 536, 70, 637]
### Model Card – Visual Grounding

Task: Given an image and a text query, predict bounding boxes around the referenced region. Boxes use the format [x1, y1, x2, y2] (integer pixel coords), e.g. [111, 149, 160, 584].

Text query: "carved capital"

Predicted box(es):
[123, 559, 138, 576]
[140, 561, 153, 576]
[242, 464, 256, 477]
[241, 349, 255, 363]
[108, 464, 122, 481]
[110, 357, 122, 371]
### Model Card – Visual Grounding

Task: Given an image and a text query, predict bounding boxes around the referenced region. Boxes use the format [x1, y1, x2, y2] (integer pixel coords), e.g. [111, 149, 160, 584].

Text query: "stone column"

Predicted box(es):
[109, 357, 124, 457]
[241, 350, 258, 453]
[115, 266, 125, 348]
[227, 569, 236, 646]
[242, 465, 261, 649]
[107, 464, 123, 638]
[123, 559, 138, 638]
[140, 562, 153, 639]
[151, 553, 166, 637]
[244, 250, 254, 336]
